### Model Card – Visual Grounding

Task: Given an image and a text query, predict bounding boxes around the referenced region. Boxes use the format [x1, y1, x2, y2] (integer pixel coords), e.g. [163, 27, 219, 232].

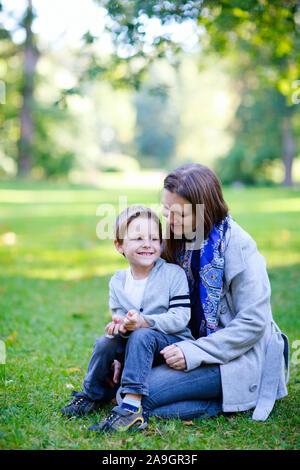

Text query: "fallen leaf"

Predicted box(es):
[6, 332, 18, 344]
[66, 367, 81, 373]
[281, 229, 290, 241]
[183, 420, 194, 426]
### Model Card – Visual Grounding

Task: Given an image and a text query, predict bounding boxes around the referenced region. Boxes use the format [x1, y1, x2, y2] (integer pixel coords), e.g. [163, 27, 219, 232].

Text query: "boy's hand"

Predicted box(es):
[123, 309, 150, 331]
[105, 315, 127, 335]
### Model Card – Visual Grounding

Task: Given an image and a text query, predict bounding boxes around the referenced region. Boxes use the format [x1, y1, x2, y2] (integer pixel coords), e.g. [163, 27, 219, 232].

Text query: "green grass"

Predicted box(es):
[0, 177, 299, 450]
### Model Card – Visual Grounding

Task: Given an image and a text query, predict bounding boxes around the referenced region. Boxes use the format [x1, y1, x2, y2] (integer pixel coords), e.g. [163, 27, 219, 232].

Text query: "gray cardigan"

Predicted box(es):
[176, 218, 289, 421]
[109, 258, 194, 341]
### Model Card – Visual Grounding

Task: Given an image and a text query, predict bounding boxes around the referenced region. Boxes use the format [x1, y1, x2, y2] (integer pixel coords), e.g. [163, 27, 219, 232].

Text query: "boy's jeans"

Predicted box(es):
[81, 328, 222, 420]
[82, 328, 179, 401]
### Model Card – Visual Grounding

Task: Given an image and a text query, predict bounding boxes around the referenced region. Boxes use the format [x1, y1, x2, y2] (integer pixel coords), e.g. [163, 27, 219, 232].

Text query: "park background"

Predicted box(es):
[0, 0, 299, 450]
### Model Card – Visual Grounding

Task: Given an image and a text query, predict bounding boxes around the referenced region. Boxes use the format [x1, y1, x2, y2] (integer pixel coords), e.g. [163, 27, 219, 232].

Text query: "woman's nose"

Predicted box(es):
[162, 206, 174, 225]
[168, 211, 174, 225]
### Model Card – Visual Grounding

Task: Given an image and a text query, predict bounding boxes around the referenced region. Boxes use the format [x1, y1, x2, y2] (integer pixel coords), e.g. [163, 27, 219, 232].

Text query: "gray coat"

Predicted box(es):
[177, 218, 289, 421]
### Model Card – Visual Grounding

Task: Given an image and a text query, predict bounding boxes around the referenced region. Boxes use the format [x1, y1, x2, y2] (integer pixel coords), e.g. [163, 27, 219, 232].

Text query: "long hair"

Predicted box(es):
[161, 164, 229, 264]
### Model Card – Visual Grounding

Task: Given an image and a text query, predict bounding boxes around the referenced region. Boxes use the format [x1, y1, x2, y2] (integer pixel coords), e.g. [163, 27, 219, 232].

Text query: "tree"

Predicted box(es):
[0, 0, 40, 176]
[134, 61, 178, 167]
[95, 0, 300, 185]
[216, 85, 294, 184]
[0, 14, 21, 177]
[17, 0, 40, 176]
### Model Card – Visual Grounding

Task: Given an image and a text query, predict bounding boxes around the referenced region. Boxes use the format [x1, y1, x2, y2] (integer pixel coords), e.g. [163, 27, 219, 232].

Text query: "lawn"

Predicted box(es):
[0, 176, 299, 450]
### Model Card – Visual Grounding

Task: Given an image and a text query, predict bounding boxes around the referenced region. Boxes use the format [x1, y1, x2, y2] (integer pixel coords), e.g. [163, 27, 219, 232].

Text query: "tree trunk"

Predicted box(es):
[17, 0, 40, 177]
[282, 113, 295, 187]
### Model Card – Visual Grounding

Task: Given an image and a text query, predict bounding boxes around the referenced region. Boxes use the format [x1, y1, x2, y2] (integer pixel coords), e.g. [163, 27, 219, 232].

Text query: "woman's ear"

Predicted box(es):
[114, 239, 125, 256]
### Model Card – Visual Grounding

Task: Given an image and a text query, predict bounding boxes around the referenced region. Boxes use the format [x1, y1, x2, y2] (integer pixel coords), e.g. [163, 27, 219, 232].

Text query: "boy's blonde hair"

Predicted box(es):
[114, 205, 162, 244]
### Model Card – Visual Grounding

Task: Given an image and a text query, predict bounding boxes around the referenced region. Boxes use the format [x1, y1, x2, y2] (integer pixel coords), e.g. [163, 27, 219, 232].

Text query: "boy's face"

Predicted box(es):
[115, 216, 161, 270]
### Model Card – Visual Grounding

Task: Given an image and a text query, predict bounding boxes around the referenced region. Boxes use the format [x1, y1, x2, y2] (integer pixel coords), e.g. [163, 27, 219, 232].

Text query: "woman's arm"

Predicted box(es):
[175, 237, 269, 371]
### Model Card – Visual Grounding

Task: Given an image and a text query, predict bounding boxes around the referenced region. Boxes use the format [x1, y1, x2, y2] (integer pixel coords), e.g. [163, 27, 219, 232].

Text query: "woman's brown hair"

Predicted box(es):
[161, 164, 229, 264]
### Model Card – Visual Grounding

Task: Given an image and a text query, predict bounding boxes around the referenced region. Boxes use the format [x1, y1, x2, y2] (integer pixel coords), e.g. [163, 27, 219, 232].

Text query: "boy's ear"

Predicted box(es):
[114, 239, 125, 256]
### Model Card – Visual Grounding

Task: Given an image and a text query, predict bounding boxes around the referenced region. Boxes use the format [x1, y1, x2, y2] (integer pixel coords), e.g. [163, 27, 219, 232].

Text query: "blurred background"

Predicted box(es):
[0, 0, 300, 187]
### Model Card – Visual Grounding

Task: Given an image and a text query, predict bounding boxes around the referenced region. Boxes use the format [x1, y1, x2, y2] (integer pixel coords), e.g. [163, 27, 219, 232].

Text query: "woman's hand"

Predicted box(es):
[160, 344, 187, 370]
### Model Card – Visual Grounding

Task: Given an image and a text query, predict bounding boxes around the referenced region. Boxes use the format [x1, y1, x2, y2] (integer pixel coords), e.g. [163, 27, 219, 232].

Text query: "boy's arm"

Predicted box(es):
[109, 278, 127, 318]
[108, 278, 131, 337]
[141, 267, 191, 335]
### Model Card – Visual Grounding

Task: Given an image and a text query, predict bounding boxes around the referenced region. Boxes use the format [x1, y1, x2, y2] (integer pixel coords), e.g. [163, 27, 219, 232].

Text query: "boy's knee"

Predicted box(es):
[127, 328, 156, 345]
[93, 334, 120, 353]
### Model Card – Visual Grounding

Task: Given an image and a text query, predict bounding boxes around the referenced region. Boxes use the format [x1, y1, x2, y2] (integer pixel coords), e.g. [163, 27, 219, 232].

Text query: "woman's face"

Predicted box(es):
[161, 189, 196, 239]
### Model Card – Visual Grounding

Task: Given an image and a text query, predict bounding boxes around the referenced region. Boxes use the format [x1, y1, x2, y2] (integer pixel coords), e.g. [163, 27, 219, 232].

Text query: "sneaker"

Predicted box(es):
[60, 391, 100, 417]
[88, 405, 147, 434]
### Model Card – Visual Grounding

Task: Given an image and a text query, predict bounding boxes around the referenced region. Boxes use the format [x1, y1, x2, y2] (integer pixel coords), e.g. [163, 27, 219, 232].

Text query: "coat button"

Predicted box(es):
[220, 305, 227, 314]
[249, 384, 257, 392]
[140, 308, 143, 312]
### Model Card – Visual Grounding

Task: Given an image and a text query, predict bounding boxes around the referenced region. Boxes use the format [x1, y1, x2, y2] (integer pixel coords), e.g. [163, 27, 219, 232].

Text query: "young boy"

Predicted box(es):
[61, 205, 193, 433]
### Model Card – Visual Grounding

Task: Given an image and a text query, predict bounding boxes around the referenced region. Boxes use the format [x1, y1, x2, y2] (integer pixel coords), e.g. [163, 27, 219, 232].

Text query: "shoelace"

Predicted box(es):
[101, 409, 125, 430]
[71, 397, 86, 407]
[106, 410, 120, 424]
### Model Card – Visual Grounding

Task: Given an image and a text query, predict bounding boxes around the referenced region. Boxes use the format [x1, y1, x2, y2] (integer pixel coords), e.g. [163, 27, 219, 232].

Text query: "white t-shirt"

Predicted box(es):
[124, 268, 148, 311]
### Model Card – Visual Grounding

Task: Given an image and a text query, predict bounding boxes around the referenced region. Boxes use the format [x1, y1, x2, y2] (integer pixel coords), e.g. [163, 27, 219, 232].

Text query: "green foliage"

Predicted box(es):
[101, 0, 300, 102]
[0, 4, 77, 178]
[98, 0, 300, 184]
[216, 86, 299, 184]
[1, 1, 299, 183]
[134, 82, 178, 167]
[33, 100, 76, 178]
[0, 31, 22, 173]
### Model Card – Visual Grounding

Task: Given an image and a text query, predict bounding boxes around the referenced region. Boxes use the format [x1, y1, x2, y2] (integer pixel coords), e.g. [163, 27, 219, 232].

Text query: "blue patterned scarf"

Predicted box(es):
[175, 215, 231, 338]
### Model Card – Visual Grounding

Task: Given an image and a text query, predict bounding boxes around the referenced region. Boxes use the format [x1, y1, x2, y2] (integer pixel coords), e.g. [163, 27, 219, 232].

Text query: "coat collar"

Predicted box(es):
[223, 218, 246, 289]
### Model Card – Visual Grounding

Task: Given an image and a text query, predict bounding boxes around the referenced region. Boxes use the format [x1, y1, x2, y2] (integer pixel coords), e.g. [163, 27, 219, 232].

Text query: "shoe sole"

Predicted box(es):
[127, 420, 148, 431]
[88, 419, 147, 434]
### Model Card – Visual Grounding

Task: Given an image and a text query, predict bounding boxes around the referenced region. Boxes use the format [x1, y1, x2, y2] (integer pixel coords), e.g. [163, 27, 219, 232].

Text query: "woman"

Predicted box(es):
[136, 163, 289, 422]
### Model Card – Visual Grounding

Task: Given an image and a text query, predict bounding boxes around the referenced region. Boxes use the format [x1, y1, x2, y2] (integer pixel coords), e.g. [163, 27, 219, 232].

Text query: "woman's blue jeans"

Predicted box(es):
[143, 363, 222, 420]
[81, 328, 222, 420]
